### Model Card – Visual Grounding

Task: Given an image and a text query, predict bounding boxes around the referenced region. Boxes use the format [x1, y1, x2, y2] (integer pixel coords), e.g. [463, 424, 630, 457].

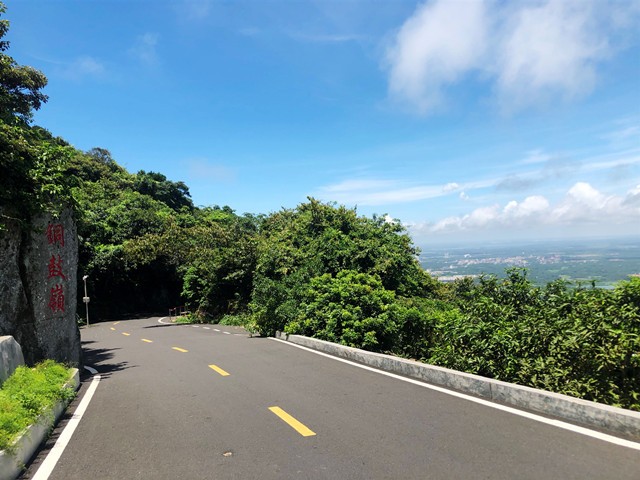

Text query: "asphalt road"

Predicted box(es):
[20, 317, 640, 479]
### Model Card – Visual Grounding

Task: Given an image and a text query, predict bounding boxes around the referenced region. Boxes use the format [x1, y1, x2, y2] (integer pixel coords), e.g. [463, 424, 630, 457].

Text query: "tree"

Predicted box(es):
[250, 198, 438, 336]
[134, 170, 193, 212]
[0, 2, 48, 124]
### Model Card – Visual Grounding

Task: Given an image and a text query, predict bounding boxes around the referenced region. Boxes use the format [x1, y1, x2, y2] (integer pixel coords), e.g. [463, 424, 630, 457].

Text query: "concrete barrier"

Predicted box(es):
[275, 332, 640, 440]
[0, 336, 25, 385]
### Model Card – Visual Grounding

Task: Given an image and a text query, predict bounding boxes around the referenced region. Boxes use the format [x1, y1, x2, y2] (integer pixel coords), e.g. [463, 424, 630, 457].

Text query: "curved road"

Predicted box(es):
[20, 317, 640, 479]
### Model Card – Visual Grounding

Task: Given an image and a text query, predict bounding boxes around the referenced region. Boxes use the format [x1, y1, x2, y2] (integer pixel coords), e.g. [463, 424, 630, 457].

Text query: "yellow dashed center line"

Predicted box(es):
[113, 321, 120, 325]
[208, 364, 230, 376]
[268, 407, 316, 437]
[172, 347, 188, 353]
[141, 339, 153, 343]
[110, 327, 115, 331]
[122, 332, 130, 336]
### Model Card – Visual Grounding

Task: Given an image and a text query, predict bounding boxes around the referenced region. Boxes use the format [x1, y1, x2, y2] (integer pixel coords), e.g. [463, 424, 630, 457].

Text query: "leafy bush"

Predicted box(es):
[285, 270, 400, 351]
[428, 271, 640, 410]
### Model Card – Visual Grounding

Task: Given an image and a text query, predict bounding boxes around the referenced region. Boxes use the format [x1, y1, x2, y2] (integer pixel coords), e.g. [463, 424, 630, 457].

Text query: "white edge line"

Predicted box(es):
[223, 331, 231, 335]
[269, 338, 640, 451]
[203, 327, 211, 330]
[158, 317, 169, 324]
[213, 328, 221, 332]
[32, 366, 102, 480]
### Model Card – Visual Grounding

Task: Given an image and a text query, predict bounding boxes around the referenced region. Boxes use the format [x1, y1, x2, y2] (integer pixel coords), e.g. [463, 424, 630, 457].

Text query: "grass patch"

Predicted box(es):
[219, 313, 258, 334]
[173, 315, 194, 324]
[0, 360, 75, 452]
[218, 313, 251, 327]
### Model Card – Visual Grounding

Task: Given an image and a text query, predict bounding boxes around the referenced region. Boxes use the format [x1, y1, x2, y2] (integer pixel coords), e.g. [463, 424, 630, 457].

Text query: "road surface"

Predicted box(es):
[20, 317, 640, 479]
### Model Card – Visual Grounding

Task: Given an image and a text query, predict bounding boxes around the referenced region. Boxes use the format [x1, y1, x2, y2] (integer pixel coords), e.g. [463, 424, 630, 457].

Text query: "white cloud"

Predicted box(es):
[56, 55, 106, 81]
[426, 182, 639, 238]
[520, 149, 552, 165]
[317, 178, 468, 205]
[129, 33, 159, 66]
[495, 0, 607, 111]
[385, 0, 636, 115]
[73, 56, 105, 76]
[385, 0, 488, 113]
[503, 195, 550, 219]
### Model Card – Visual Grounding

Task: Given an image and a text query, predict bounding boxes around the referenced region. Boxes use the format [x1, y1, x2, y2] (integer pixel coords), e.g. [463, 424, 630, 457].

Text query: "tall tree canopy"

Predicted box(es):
[0, 2, 47, 124]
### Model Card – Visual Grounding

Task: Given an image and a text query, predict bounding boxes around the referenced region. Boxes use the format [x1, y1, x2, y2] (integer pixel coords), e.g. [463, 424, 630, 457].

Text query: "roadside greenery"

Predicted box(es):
[1, 1, 638, 411]
[0, 361, 75, 452]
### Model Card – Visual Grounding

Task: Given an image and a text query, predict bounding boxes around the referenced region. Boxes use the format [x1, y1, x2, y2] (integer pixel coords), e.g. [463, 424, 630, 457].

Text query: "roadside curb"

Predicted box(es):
[0, 368, 80, 480]
[275, 332, 640, 440]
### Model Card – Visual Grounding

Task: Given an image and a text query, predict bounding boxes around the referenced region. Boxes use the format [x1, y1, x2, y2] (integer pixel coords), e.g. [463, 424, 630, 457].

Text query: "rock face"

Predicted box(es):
[0, 208, 81, 366]
[0, 336, 25, 384]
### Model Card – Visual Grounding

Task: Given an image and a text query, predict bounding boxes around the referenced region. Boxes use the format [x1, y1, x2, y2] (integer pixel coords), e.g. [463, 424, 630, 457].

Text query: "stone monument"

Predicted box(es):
[0, 208, 81, 366]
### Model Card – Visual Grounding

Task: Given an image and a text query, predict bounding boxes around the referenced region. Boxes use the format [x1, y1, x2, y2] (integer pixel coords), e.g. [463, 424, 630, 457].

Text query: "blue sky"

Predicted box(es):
[6, 0, 640, 246]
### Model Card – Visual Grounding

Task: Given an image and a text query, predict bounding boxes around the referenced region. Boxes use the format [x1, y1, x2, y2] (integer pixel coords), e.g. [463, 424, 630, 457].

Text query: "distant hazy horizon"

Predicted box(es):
[419, 236, 640, 286]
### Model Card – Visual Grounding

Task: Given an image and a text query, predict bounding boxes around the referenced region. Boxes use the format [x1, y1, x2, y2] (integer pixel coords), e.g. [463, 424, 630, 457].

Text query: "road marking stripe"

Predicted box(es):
[172, 347, 188, 353]
[223, 331, 231, 335]
[113, 321, 120, 325]
[192, 325, 199, 328]
[32, 366, 101, 480]
[203, 327, 210, 330]
[269, 406, 316, 437]
[110, 327, 115, 331]
[122, 332, 130, 336]
[141, 339, 153, 343]
[213, 328, 221, 332]
[208, 364, 230, 376]
[270, 338, 640, 451]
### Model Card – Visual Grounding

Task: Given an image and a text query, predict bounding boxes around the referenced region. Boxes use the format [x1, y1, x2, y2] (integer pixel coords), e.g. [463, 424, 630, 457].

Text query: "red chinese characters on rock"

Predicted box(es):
[46, 223, 66, 314]
[48, 284, 65, 313]
[47, 254, 66, 280]
[47, 223, 65, 247]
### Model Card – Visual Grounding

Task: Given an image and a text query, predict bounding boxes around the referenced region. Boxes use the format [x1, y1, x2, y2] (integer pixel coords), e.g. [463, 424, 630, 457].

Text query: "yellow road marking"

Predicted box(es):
[110, 327, 115, 331]
[113, 321, 120, 325]
[172, 347, 188, 353]
[268, 407, 316, 437]
[122, 332, 130, 336]
[142, 339, 153, 343]
[208, 364, 230, 376]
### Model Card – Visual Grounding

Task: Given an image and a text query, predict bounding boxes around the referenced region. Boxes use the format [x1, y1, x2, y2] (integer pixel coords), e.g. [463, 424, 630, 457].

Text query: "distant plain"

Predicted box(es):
[420, 237, 640, 287]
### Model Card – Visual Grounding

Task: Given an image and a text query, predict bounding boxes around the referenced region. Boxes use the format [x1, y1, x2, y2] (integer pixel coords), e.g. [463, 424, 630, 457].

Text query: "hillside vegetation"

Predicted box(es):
[1, 3, 638, 410]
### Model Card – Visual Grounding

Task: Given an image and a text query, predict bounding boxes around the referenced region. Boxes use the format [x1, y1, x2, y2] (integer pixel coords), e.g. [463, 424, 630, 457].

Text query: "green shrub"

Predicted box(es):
[0, 360, 75, 452]
[285, 270, 400, 351]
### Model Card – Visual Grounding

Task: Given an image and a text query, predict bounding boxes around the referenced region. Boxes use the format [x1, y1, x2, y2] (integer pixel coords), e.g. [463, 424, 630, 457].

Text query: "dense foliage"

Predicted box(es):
[1, 2, 638, 410]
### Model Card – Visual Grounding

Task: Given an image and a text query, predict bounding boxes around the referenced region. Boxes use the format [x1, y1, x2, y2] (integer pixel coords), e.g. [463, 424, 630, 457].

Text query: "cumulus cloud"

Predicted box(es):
[129, 33, 160, 66]
[385, 0, 636, 114]
[495, 0, 607, 111]
[428, 182, 639, 237]
[386, 0, 488, 113]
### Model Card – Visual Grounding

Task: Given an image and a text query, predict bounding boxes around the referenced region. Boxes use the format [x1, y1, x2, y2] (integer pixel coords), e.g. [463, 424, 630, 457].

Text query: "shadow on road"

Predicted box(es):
[82, 340, 133, 380]
[142, 323, 177, 329]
